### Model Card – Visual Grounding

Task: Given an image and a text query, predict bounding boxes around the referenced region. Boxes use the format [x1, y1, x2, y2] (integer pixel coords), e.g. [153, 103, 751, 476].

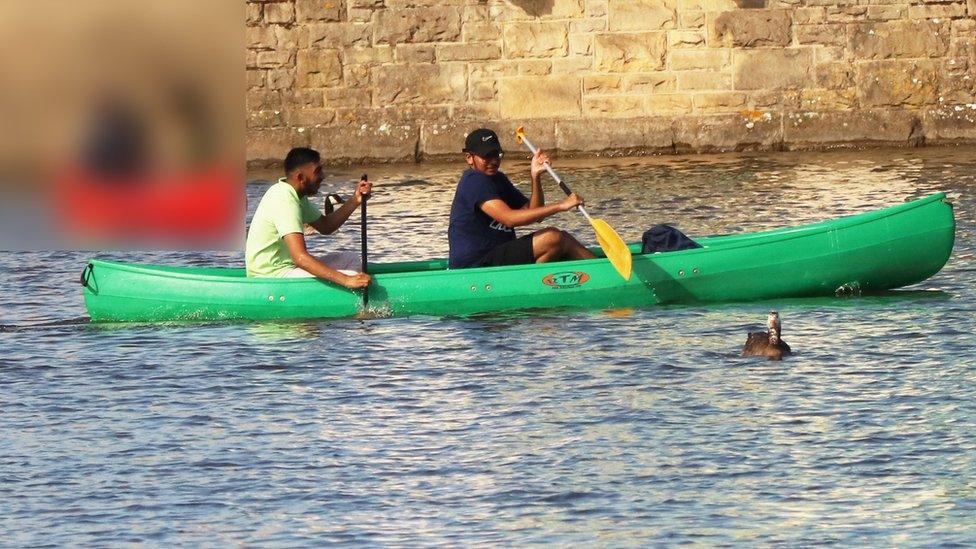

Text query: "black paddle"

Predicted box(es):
[360, 173, 369, 307]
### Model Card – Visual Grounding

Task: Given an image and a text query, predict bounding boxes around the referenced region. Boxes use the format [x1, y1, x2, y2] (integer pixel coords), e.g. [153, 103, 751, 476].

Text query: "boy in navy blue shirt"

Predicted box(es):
[448, 128, 596, 269]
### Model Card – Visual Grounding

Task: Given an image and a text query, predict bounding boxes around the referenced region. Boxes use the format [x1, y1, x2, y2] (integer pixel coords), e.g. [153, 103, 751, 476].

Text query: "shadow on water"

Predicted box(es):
[0, 316, 91, 332]
[1, 289, 948, 333]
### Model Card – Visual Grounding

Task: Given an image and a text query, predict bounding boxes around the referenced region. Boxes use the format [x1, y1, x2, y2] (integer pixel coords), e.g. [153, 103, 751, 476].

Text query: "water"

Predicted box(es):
[2, 146, 975, 545]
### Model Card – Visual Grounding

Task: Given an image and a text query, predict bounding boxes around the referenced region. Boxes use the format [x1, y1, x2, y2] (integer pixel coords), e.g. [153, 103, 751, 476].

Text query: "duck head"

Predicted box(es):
[767, 311, 781, 345]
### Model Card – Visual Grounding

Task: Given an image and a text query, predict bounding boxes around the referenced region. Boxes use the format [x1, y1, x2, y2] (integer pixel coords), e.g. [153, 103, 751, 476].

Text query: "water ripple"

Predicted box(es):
[1, 147, 975, 545]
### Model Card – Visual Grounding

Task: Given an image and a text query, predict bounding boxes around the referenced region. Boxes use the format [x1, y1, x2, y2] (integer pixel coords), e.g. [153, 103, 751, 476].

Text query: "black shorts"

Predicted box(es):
[477, 233, 536, 267]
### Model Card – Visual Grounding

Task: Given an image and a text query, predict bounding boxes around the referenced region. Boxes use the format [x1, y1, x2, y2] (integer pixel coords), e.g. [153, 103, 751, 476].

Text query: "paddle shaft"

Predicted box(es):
[517, 135, 594, 223]
[360, 173, 368, 307]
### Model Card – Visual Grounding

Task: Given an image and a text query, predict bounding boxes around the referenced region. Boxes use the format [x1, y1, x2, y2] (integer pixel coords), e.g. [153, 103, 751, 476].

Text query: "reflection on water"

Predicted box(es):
[1, 145, 974, 545]
[242, 145, 970, 265]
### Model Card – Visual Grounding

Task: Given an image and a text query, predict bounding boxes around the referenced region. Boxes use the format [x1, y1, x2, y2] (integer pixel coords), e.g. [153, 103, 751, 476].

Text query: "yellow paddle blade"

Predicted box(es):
[590, 218, 632, 281]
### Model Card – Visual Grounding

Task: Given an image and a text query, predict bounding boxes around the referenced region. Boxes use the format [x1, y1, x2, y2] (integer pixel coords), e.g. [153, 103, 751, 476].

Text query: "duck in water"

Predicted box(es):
[742, 311, 792, 360]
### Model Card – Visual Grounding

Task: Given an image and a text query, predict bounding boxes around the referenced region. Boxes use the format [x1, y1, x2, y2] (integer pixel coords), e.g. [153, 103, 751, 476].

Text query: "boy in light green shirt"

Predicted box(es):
[245, 147, 371, 289]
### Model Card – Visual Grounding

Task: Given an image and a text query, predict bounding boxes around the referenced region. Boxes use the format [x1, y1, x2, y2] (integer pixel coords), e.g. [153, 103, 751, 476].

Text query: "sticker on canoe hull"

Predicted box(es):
[542, 271, 590, 289]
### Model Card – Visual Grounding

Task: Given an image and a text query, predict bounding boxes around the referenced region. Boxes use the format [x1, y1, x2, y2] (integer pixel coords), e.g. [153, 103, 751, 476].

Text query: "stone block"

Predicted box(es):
[347, 8, 373, 22]
[670, 49, 729, 70]
[784, 109, 917, 148]
[503, 22, 569, 58]
[507, 0, 585, 19]
[748, 90, 800, 110]
[519, 60, 554, 75]
[343, 63, 370, 84]
[256, 50, 296, 69]
[247, 128, 311, 162]
[692, 91, 747, 111]
[285, 90, 326, 109]
[344, 46, 393, 65]
[669, 30, 706, 48]
[552, 56, 594, 74]
[679, 0, 736, 10]
[583, 95, 646, 117]
[265, 2, 295, 24]
[793, 7, 825, 24]
[569, 33, 593, 56]
[627, 73, 676, 93]
[815, 61, 854, 89]
[437, 43, 503, 62]
[677, 69, 732, 91]
[940, 70, 976, 103]
[396, 44, 436, 63]
[584, 75, 624, 94]
[470, 79, 497, 101]
[795, 24, 847, 47]
[556, 117, 674, 153]
[644, 94, 694, 114]
[923, 105, 976, 142]
[466, 21, 504, 42]
[246, 89, 279, 112]
[273, 26, 301, 51]
[856, 59, 940, 107]
[296, 0, 344, 21]
[247, 110, 284, 130]
[713, 9, 791, 47]
[674, 113, 783, 152]
[608, 0, 677, 32]
[952, 18, 975, 36]
[499, 76, 582, 118]
[813, 45, 846, 63]
[734, 48, 815, 90]
[826, 5, 867, 23]
[374, 63, 467, 105]
[297, 49, 343, 87]
[323, 88, 371, 108]
[268, 69, 296, 90]
[247, 3, 263, 25]
[247, 70, 267, 90]
[679, 11, 706, 29]
[866, 5, 904, 21]
[285, 108, 337, 128]
[849, 21, 949, 59]
[570, 18, 607, 34]
[587, 0, 609, 18]
[908, 4, 968, 20]
[376, 7, 462, 44]
[594, 32, 668, 72]
[470, 61, 519, 78]
[421, 119, 555, 158]
[305, 23, 372, 48]
[247, 26, 277, 50]
[800, 88, 857, 109]
[310, 123, 420, 163]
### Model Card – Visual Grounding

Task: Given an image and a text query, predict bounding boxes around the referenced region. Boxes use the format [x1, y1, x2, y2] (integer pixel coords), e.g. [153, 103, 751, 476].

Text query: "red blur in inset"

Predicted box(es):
[55, 165, 243, 249]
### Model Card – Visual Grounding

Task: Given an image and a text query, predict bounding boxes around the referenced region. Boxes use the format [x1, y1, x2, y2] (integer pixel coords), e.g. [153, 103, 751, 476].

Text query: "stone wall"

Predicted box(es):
[246, 0, 976, 164]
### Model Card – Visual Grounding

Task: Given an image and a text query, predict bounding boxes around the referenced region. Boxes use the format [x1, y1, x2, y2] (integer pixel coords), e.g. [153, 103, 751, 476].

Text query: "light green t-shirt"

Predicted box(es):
[245, 179, 322, 277]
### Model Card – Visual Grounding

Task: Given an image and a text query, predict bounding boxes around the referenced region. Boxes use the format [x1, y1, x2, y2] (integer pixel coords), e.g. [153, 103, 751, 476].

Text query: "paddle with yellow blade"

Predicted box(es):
[515, 126, 632, 281]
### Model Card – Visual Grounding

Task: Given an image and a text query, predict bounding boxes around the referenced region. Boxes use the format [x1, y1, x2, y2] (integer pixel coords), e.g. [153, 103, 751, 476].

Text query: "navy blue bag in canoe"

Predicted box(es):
[641, 224, 702, 254]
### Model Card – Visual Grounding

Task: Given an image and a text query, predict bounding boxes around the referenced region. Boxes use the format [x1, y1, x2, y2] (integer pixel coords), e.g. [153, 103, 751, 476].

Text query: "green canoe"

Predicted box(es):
[81, 192, 955, 322]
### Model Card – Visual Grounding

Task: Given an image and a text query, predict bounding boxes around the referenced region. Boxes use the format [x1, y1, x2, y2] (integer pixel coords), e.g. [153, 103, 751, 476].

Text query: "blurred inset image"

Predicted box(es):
[0, 0, 243, 250]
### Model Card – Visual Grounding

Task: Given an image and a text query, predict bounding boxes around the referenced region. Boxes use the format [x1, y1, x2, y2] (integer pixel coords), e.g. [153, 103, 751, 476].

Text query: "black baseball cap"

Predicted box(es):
[463, 128, 503, 157]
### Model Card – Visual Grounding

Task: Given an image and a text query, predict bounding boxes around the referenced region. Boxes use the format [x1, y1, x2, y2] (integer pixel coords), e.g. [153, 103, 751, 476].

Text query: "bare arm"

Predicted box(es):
[282, 233, 371, 289]
[309, 177, 371, 235]
[480, 193, 583, 228]
[525, 150, 548, 209]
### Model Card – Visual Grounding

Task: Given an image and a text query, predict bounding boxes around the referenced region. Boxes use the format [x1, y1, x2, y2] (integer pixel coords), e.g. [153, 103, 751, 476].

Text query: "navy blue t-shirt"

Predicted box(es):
[448, 169, 529, 268]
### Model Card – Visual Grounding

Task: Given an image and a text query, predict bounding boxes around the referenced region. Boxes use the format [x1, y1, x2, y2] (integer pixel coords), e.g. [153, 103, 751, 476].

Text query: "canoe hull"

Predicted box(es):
[82, 193, 955, 322]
